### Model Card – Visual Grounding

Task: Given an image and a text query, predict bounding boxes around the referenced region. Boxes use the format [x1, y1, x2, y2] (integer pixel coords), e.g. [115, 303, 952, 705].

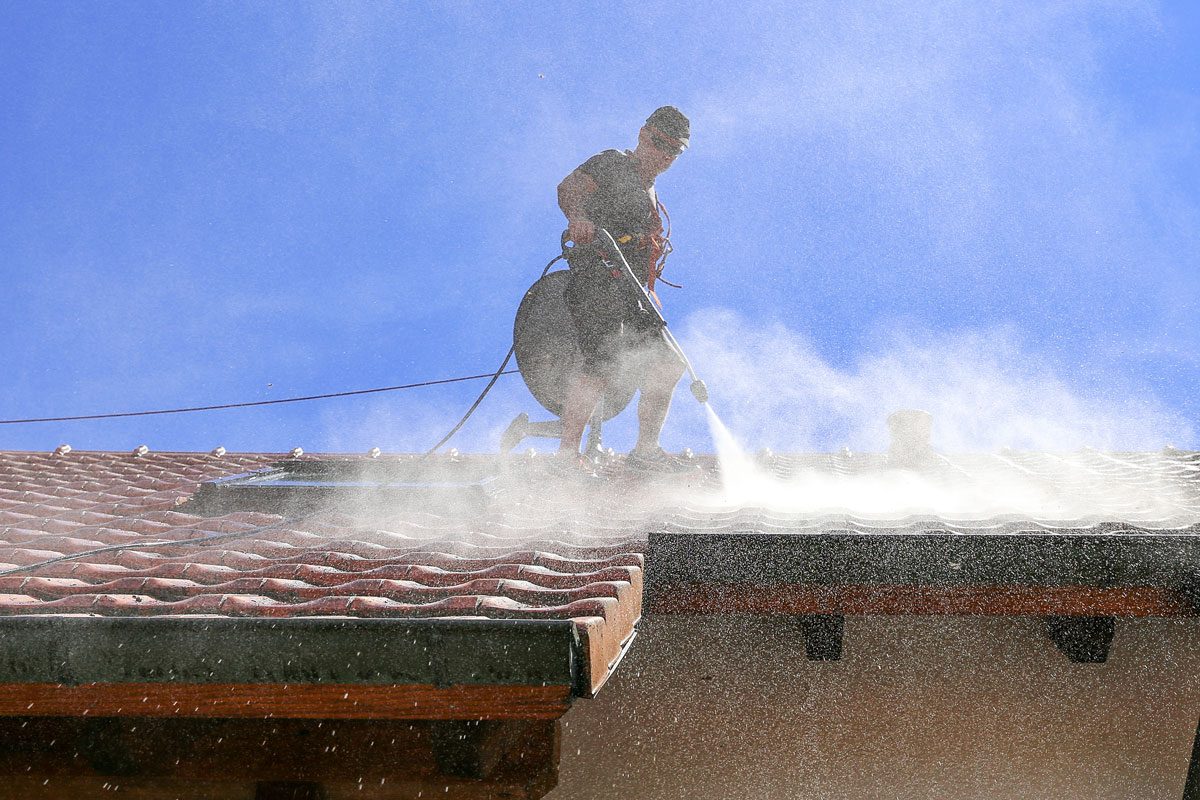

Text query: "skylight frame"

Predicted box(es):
[189, 458, 499, 516]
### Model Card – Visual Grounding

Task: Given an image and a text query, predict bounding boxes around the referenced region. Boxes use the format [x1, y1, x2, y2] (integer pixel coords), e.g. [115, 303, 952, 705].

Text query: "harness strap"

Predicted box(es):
[610, 197, 678, 305]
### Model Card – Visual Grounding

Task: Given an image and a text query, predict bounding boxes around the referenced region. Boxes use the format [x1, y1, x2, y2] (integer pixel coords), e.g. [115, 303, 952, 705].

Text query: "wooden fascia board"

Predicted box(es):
[0, 682, 571, 720]
[647, 583, 1196, 616]
[0, 616, 584, 720]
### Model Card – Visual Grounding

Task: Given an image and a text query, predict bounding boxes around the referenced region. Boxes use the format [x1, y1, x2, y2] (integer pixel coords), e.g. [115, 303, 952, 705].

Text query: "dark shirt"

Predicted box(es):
[578, 149, 660, 239]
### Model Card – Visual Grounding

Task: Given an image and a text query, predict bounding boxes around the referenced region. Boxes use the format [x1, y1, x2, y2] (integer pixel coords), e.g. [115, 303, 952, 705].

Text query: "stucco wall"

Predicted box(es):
[552, 615, 1200, 799]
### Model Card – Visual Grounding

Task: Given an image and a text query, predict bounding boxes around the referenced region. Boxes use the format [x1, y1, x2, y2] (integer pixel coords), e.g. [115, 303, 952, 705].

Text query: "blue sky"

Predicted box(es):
[2, 1, 1198, 454]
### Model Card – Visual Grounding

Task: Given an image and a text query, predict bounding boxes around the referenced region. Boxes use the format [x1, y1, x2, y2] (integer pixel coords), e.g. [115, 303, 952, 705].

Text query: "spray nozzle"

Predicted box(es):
[690, 379, 709, 404]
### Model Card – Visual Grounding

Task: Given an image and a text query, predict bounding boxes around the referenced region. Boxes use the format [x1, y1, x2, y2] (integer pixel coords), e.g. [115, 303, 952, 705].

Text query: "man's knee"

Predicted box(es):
[666, 355, 685, 379]
[653, 339, 685, 379]
[643, 355, 684, 395]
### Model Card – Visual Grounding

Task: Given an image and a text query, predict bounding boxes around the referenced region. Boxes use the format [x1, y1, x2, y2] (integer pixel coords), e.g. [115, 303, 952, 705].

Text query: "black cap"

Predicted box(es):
[645, 106, 689, 150]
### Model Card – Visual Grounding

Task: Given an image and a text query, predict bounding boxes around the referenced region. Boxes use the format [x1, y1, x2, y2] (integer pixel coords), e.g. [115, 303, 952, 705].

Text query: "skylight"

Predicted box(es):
[189, 458, 498, 516]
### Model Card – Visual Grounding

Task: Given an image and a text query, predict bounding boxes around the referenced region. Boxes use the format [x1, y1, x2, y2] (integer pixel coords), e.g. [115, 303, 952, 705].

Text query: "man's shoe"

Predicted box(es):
[625, 446, 694, 474]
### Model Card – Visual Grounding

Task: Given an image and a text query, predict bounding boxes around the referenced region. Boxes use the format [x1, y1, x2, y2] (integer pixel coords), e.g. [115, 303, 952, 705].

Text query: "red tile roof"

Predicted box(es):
[2, 446, 1198, 706]
[0, 450, 645, 698]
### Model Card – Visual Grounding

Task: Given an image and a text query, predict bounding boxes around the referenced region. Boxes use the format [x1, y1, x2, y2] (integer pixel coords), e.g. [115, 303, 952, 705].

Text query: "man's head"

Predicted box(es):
[645, 106, 689, 153]
[636, 106, 689, 176]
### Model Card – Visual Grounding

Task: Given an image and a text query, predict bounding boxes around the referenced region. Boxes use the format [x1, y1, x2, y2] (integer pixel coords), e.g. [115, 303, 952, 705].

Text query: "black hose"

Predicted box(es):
[423, 251, 567, 456]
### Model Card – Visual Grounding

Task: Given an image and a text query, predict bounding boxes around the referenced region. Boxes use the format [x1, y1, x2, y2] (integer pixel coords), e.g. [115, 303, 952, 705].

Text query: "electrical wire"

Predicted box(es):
[1, 249, 568, 457]
[0, 371, 519, 425]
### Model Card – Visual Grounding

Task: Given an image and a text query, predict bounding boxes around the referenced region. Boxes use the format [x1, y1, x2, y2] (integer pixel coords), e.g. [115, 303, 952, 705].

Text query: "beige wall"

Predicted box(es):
[552, 615, 1200, 799]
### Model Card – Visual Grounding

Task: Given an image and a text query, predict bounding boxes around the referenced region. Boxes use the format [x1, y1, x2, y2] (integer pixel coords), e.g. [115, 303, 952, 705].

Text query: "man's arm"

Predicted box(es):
[557, 168, 599, 244]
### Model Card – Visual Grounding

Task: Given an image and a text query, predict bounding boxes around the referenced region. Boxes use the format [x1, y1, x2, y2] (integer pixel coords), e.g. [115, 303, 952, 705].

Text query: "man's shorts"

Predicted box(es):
[563, 247, 675, 382]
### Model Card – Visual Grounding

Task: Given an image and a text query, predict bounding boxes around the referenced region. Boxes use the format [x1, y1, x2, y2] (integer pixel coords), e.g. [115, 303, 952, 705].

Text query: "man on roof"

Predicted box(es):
[556, 106, 690, 471]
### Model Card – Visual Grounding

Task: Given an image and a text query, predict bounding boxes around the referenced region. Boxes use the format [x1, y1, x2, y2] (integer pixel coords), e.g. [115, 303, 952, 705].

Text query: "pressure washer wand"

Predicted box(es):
[597, 228, 709, 404]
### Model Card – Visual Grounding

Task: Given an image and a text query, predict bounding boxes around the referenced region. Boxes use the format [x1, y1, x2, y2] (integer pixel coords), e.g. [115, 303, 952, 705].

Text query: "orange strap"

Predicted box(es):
[643, 199, 667, 300]
[614, 197, 673, 307]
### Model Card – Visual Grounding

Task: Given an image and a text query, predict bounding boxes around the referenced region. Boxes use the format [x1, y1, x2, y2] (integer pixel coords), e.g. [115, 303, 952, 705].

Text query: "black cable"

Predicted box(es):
[423, 251, 567, 456]
[0, 371, 519, 425]
[423, 347, 517, 457]
[1, 250, 567, 456]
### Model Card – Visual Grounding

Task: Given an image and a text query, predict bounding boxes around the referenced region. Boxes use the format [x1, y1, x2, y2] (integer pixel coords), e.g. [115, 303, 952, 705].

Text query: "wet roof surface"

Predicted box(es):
[0, 451, 640, 614]
[2, 447, 1198, 622]
[0, 450, 652, 695]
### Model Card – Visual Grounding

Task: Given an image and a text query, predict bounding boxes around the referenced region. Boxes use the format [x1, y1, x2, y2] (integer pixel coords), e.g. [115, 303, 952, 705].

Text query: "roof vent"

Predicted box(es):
[289, 447, 304, 458]
[887, 409, 933, 468]
[53, 444, 71, 456]
[368, 447, 381, 459]
[211, 446, 226, 457]
[132, 444, 150, 457]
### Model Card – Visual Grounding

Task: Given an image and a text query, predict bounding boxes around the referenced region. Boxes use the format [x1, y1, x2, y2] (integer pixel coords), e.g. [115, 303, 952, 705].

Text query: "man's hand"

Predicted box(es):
[566, 219, 596, 245]
[558, 168, 598, 244]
